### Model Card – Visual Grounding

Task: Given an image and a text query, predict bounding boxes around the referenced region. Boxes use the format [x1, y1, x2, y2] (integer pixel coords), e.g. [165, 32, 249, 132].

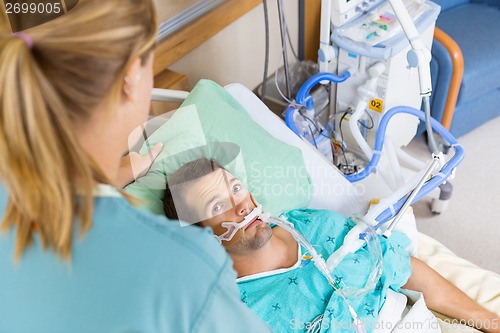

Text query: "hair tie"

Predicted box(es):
[12, 32, 33, 49]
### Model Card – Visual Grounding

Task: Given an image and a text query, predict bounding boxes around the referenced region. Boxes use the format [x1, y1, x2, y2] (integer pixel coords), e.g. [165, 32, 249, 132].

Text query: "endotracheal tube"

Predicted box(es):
[260, 213, 367, 333]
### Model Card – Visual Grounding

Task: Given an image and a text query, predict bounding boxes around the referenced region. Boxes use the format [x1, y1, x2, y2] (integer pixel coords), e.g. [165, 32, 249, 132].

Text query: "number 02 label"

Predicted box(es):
[368, 99, 383, 113]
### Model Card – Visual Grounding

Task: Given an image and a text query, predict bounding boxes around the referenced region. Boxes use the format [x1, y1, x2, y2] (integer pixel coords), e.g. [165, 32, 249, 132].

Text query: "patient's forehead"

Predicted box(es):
[183, 168, 232, 198]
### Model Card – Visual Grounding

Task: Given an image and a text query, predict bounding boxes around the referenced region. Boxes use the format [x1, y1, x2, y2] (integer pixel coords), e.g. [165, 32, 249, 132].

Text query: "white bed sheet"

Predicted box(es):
[223, 85, 500, 314]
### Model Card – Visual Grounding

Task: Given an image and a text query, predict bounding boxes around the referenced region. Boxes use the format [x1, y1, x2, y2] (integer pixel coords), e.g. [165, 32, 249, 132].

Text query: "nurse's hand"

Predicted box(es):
[116, 142, 163, 188]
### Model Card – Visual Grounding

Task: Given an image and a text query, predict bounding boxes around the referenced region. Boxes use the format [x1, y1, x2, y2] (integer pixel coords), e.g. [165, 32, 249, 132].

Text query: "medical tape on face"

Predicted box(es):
[258, 211, 272, 224]
[213, 203, 263, 246]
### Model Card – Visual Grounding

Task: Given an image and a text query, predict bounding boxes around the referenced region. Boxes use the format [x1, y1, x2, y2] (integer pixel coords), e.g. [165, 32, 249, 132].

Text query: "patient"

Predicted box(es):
[163, 157, 500, 333]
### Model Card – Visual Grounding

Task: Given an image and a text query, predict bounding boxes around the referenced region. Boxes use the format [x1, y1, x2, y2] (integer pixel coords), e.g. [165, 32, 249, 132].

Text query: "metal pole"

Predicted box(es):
[277, 0, 292, 99]
[384, 156, 440, 236]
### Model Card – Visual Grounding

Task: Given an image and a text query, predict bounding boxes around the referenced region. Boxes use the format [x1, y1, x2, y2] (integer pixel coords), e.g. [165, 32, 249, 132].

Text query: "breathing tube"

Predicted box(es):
[212, 202, 264, 247]
[285, 71, 351, 138]
[215, 204, 377, 332]
[259, 214, 383, 333]
[323, 216, 383, 290]
[347, 106, 464, 223]
[284, 72, 463, 206]
[283, 71, 464, 276]
[213, 196, 387, 333]
[326, 106, 464, 271]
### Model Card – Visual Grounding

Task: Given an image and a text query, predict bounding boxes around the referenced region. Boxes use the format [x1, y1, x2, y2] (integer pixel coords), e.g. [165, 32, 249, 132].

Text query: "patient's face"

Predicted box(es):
[181, 169, 272, 255]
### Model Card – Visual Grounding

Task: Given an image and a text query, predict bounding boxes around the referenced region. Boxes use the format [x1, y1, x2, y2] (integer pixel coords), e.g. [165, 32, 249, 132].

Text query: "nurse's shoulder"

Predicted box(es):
[96, 193, 273, 333]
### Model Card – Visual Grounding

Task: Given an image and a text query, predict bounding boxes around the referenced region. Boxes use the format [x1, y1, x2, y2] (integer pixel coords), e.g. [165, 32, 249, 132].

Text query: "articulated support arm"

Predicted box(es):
[388, 0, 433, 97]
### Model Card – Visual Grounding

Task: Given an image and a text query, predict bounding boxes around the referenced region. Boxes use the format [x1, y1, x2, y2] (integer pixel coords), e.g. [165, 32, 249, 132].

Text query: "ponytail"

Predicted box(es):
[0, 0, 157, 260]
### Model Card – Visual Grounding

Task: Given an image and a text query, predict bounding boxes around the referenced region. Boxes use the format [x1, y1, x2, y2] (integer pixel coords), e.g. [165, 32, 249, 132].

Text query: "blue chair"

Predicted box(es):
[429, 0, 500, 137]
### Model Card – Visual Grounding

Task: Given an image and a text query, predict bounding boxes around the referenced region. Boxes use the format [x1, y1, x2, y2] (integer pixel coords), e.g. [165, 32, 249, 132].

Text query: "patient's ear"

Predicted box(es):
[122, 57, 141, 101]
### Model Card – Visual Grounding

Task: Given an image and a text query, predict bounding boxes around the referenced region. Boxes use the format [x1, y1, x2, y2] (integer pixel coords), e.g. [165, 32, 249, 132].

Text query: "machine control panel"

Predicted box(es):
[332, 0, 385, 27]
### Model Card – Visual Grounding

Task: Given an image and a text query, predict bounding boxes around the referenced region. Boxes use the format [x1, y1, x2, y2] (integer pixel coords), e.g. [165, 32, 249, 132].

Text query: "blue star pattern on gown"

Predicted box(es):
[241, 291, 248, 304]
[343, 221, 354, 230]
[236, 208, 412, 333]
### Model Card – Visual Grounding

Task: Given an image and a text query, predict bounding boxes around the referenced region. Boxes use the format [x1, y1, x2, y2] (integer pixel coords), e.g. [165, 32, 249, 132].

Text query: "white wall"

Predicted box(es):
[169, 1, 300, 91]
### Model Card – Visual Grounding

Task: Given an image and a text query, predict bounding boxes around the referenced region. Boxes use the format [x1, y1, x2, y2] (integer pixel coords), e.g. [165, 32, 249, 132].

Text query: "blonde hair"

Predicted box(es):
[0, 0, 158, 260]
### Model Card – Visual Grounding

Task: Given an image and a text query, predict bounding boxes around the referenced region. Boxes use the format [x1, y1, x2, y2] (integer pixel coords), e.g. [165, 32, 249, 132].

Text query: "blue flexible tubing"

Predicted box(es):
[284, 73, 464, 225]
[347, 106, 465, 224]
[285, 71, 351, 137]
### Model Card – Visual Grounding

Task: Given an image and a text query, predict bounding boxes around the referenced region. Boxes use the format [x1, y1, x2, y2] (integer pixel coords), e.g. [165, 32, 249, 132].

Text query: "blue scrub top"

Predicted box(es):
[0, 184, 271, 333]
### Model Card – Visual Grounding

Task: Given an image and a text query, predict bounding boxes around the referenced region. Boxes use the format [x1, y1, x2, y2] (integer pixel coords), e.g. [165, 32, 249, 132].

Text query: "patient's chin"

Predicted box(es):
[226, 227, 272, 255]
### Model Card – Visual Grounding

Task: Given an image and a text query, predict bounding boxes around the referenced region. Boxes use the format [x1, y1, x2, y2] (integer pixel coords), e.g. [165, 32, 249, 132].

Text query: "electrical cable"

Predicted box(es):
[285, 24, 299, 61]
[308, 123, 318, 148]
[298, 109, 320, 133]
[274, 70, 296, 105]
[274, 0, 327, 116]
[297, 108, 337, 163]
[260, 0, 270, 101]
[338, 111, 351, 169]
[279, 0, 311, 75]
[280, 0, 329, 115]
[277, 0, 291, 99]
[298, 108, 333, 139]
[271, 0, 297, 106]
[359, 110, 374, 129]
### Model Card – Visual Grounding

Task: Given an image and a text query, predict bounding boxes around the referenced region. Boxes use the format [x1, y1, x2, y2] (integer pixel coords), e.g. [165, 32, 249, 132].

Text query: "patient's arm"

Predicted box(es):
[403, 257, 500, 333]
[116, 142, 163, 188]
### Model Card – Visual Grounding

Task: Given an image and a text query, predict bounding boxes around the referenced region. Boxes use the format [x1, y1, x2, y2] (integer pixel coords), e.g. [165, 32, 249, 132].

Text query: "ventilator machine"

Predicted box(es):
[284, 0, 463, 218]
[281, 0, 464, 330]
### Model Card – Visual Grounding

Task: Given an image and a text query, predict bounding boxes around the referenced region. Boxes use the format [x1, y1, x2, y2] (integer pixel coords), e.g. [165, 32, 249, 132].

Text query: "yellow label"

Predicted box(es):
[368, 99, 383, 113]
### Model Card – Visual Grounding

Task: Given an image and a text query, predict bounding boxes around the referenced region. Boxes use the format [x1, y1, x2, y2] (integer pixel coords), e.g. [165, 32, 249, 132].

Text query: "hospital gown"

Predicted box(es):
[237, 208, 412, 333]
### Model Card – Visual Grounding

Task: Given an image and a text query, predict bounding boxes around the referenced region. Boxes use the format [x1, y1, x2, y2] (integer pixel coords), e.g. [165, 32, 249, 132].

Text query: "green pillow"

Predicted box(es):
[125, 79, 312, 216]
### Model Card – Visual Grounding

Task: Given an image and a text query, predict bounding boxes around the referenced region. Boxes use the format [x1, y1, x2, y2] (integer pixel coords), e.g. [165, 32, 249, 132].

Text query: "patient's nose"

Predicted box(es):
[235, 197, 252, 216]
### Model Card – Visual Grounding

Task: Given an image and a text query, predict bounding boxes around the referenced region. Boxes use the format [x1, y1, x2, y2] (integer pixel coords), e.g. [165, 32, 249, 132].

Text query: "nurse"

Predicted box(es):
[0, 1, 271, 332]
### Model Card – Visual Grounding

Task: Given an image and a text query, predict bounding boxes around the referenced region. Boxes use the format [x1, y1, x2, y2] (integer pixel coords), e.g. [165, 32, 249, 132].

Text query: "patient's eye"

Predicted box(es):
[212, 202, 223, 216]
[212, 204, 221, 214]
[233, 184, 242, 194]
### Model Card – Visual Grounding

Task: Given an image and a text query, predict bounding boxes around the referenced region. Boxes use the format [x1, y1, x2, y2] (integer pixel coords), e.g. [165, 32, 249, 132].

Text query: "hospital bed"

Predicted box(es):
[126, 79, 500, 325]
